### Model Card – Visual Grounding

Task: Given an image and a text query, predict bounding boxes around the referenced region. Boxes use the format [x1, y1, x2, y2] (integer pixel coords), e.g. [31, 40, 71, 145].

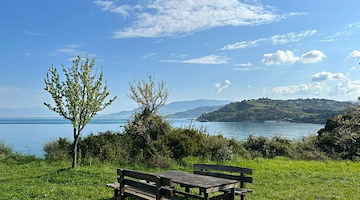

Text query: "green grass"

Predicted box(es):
[1, 155, 359, 200]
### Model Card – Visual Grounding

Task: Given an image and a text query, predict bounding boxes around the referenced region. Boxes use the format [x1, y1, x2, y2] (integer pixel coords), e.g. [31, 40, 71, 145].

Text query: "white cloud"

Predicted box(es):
[161, 54, 229, 64]
[298, 50, 326, 63]
[220, 29, 316, 50]
[143, 53, 157, 59]
[348, 50, 360, 59]
[50, 48, 81, 56]
[232, 67, 265, 71]
[94, 1, 138, 16]
[23, 30, 44, 36]
[96, 0, 282, 38]
[320, 22, 360, 43]
[262, 50, 325, 65]
[234, 62, 253, 67]
[214, 80, 231, 93]
[331, 79, 360, 96]
[50, 44, 95, 58]
[264, 82, 330, 96]
[312, 71, 346, 82]
[262, 50, 298, 65]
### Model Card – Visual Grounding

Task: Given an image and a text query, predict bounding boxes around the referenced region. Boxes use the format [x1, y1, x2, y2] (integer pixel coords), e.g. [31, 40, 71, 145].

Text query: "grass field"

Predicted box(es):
[1, 155, 359, 200]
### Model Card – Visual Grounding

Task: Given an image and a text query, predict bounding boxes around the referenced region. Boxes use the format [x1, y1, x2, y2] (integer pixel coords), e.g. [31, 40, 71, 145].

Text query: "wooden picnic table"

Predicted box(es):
[153, 171, 239, 200]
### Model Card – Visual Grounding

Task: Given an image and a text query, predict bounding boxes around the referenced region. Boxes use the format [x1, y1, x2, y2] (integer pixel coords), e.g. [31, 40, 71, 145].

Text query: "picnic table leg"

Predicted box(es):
[230, 188, 235, 200]
[204, 192, 209, 200]
[113, 188, 119, 200]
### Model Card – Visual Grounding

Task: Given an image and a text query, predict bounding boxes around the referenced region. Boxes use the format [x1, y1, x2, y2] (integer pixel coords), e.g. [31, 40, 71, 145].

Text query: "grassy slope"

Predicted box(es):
[1, 156, 359, 200]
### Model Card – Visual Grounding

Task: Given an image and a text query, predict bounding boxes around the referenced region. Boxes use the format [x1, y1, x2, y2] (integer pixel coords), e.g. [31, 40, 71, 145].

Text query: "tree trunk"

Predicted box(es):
[72, 140, 77, 169]
[72, 128, 81, 169]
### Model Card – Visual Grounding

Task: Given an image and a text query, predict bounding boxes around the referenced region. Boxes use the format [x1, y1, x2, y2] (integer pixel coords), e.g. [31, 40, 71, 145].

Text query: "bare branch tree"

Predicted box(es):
[128, 75, 168, 116]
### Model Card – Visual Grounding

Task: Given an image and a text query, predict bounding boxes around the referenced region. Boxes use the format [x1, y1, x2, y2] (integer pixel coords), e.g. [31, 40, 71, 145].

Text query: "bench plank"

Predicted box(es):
[108, 169, 174, 200]
[194, 164, 252, 175]
[193, 171, 253, 183]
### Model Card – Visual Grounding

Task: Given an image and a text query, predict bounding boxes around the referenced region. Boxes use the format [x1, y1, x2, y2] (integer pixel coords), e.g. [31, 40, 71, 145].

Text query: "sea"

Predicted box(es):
[0, 118, 324, 157]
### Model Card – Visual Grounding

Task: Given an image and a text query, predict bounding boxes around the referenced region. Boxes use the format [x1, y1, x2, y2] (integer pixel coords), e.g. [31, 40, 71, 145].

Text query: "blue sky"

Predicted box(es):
[1, 0, 360, 114]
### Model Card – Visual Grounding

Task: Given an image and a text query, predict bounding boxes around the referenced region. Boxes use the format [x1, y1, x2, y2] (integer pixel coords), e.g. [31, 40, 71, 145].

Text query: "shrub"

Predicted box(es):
[244, 135, 296, 158]
[124, 112, 172, 161]
[43, 138, 71, 160]
[0, 140, 13, 157]
[164, 127, 204, 159]
[317, 114, 360, 160]
[201, 135, 234, 161]
[79, 131, 130, 164]
[294, 135, 328, 160]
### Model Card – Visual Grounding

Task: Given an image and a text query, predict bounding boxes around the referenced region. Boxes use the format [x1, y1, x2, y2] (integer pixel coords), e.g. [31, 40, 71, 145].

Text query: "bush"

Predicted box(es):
[244, 135, 296, 158]
[79, 131, 130, 164]
[201, 135, 234, 161]
[43, 138, 71, 160]
[164, 127, 236, 161]
[124, 112, 172, 161]
[0, 140, 13, 157]
[294, 135, 328, 160]
[317, 114, 360, 160]
[164, 127, 204, 159]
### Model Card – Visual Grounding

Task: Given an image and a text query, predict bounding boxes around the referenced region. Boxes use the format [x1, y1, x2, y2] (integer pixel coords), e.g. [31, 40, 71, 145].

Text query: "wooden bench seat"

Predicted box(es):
[193, 164, 253, 200]
[107, 169, 174, 200]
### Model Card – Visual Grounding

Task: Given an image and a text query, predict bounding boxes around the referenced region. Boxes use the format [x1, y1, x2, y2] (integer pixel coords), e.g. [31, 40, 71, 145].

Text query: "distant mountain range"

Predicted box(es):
[197, 98, 350, 124]
[171, 105, 225, 118]
[0, 107, 58, 118]
[106, 99, 232, 118]
[0, 99, 232, 118]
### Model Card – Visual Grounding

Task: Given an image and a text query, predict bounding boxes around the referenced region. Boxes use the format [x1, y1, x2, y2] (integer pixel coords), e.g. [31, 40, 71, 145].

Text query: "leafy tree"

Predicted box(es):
[44, 56, 116, 168]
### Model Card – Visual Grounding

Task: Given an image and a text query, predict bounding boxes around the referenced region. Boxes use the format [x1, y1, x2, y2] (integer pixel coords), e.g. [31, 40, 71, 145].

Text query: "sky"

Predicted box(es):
[1, 0, 360, 114]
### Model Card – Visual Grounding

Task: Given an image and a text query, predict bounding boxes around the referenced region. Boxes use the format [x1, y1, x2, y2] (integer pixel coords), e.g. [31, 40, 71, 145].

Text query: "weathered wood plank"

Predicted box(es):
[193, 171, 253, 183]
[194, 164, 252, 175]
[121, 169, 160, 183]
[123, 179, 157, 194]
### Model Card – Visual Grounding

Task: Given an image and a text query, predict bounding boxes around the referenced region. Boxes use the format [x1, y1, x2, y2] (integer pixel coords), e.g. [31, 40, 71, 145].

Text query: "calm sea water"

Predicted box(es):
[0, 118, 324, 157]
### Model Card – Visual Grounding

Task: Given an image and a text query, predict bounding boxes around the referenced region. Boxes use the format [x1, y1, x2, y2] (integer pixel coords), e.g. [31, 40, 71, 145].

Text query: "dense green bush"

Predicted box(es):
[164, 127, 205, 159]
[163, 127, 237, 161]
[43, 138, 71, 160]
[204, 135, 235, 161]
[123, 112, 173, 167]
[79, 131, 131, 164]
[244, 135, 297, 158]
[317, 114, 360, 160]
[294, 135, 328, 160]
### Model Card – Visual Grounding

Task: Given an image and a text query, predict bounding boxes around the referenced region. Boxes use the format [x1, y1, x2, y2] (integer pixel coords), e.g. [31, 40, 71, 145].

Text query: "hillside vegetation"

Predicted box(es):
[198, 98, 349, 124]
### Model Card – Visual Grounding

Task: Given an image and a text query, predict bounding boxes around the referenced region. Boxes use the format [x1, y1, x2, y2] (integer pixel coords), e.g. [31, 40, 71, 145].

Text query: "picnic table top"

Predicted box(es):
[153, 170, 238, 193]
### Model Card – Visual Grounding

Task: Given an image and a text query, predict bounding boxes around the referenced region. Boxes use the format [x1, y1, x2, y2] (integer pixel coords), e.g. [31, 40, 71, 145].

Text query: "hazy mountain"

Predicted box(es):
[0, 107, 58, 118]
[106, 99, 232, 118]
[171, 105, 225, 118]
[0, 99, 232, 118]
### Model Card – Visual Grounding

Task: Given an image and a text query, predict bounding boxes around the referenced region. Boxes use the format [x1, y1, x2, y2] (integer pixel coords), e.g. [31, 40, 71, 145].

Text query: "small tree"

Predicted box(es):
[124, 75, 170, 162]
[128, 75, 168, 117]
[44, 56, 116, 168]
